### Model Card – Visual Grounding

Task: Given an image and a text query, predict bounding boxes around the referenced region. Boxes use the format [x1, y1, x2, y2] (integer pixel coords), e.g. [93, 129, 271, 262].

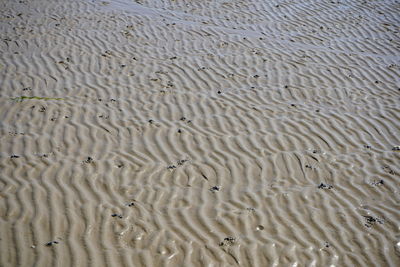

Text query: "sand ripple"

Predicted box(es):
[1, 0, 399, 266]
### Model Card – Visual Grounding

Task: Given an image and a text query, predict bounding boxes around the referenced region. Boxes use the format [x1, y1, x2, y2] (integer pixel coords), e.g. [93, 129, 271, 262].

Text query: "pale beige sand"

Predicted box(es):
[1, 0, 400, 266]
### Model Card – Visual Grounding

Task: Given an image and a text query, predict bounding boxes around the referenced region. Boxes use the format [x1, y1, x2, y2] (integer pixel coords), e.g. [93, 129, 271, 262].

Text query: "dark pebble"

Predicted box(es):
[45, 241, 59, 246]
[318, 183, 333, 189]
[371, 179, 384, 186]
[210, 186, 220, 192]
[177, 159, 187, 165]
[84, 157, 93, 163]
[219, 236, 236, 246]
[363, 215, 383, 227]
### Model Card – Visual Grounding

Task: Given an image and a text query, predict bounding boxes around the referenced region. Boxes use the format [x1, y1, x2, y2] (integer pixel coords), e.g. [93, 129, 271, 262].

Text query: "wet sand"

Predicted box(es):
[1, 0, 400, 266]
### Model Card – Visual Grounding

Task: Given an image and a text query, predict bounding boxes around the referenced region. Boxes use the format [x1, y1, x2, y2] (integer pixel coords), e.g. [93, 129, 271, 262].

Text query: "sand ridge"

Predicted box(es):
[0, 0, 399, 266]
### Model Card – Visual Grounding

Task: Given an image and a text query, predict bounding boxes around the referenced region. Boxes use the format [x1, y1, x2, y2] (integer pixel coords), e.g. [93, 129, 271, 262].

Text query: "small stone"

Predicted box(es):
[177, 159, 187, 165]
[318, 183, 333, 189]
[363, 215, 384, 227]
[382, 165, 395, 175]
[219, 237, 236, 246]
[371, 179, 384, 186]
[84, 157, 93, 164]
[210, 186, 220, 192]
[45, 241, 58, 246]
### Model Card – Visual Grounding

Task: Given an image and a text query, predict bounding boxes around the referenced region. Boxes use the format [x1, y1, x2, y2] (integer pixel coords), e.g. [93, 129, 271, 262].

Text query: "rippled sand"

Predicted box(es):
[1, 0, 400, 266]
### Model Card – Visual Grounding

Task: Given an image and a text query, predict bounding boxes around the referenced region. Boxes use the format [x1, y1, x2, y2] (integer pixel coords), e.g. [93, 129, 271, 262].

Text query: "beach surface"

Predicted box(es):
[1, 0, 400, 266]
